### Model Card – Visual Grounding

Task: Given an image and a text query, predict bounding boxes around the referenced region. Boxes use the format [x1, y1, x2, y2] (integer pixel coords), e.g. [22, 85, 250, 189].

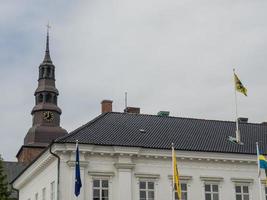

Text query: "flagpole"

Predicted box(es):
[76, 140, 78, 200]
[171, 143, 175, 200]
[256, 142, 264, 200]
[233, 68, 240, 143]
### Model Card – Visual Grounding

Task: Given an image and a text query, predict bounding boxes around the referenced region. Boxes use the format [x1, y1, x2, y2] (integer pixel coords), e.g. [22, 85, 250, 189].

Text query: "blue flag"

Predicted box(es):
[75, 142, 82, 196]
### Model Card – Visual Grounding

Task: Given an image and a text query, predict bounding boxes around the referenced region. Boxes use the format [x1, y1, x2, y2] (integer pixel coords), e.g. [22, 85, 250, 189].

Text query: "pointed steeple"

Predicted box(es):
[43, 24, 52, 64]
[16, 26, 67, 164]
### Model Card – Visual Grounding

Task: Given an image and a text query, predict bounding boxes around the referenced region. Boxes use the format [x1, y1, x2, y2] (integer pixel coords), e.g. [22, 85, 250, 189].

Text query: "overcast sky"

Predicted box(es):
[1, 0, 267, 161]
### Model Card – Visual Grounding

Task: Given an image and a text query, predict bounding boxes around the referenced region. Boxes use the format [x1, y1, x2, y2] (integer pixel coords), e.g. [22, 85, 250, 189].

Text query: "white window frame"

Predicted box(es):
[168, 175, 192, 200]
[135, 174, 160, 200]
[50, 181, 55, 200]
[234, 184, 250, 200]
[139, 179, 156, 200]
[200, 176, 223, 200]
[42, 187, 46, 200]
[204, 182, 219, 200]
[174, 182, 188, 200]
[231, 178, 253, 200]
[92, 178, 109, 200]
[89, 171, 114, 200]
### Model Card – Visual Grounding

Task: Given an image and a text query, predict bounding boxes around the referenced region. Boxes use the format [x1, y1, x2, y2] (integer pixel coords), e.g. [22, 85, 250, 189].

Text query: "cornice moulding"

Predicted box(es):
[135, 173, 160, 179]
[231, 178, 254, 183]
[114, 163, 136, 169]
[66, 161, 89, 168]
[88, 171, 115, 177]
[168, 175, 192, 181]
[200, 176, 224, 182]
[55, 144, 257, 164]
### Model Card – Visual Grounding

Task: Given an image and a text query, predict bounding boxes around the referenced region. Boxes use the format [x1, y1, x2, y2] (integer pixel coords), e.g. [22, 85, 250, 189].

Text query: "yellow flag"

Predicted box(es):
[172, 145, 182, 200]
[234, 73, 247, 96]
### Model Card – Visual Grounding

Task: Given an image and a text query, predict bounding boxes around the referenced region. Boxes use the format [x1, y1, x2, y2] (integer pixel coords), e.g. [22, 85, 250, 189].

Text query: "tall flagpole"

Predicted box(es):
[256, 142, 264, 200]
[171, 143, 174, 200]
[233, 69, 240, 143]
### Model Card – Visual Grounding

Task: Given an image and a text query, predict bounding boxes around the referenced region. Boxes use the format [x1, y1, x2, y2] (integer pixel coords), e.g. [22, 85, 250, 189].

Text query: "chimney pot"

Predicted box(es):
[101, 100, 113, 113]
[124, 107, 140, 114]
[238, 117, 248, 123]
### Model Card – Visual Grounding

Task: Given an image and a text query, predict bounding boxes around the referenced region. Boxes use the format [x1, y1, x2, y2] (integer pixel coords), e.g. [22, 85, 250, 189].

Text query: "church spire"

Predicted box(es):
[43, 24, 52, 64]
[16, 27, 67, 164]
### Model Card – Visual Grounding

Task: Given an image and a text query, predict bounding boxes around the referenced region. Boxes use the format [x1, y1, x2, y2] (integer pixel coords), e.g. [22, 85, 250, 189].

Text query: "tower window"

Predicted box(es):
[40, 68, 44, 79]
[54, 95, 57, 104]
[46, 68, 51, 78]
[46, 93, 52, 103]
[38, 94, 43, 103]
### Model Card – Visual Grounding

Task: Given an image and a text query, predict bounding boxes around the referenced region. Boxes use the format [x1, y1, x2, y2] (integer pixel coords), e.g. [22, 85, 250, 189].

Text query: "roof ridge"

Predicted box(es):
[55, 112, 109, 142]
[108, 112, 264, 126]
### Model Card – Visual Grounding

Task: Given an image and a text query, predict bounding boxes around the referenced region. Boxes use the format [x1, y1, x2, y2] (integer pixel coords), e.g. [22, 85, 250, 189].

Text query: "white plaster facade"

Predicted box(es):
[13, 143, 267, 200]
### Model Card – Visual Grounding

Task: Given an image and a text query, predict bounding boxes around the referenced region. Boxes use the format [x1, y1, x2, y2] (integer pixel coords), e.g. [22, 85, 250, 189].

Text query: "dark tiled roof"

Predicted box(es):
[56, 112, 267, 154]
[3, 161, 26, 199]
[3, 162, 26, 183]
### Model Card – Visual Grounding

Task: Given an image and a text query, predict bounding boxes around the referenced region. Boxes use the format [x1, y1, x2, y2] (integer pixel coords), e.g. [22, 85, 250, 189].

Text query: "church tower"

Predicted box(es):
[17, 28, 68, 164]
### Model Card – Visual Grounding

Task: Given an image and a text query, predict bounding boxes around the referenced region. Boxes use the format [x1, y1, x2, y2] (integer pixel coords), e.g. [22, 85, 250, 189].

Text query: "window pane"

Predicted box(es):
[236, 194, 242, 200]
[182, 192, 187, 200]
[148, 182, 154, 189]
[102, 190, 108, 198]
[243, 186, 249, 193]
[175, 192, 178, 200]
[140, 182, 146, 189]
[93, 198, 100, 200]
[140, 191, 146, 198]
[93, 180, 100, 187]
[148, 191, 154, 198]
[205, 193, 211, 200]
[93, 190, 100, 197]
[212, 184, 218, 192]
[213, 193, 219, 200]
[244, 195, 249, 200]
[181, 183, 187, 191]
[102, 180, 108, 188]
[205, 184, 211, 192]
[236, 186, 241, 193]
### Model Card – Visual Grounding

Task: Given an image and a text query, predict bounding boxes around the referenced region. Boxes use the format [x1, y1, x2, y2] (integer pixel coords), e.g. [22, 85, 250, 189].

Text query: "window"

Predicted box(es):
[93, 179, 109, 200]
[42, 188, 46, 200]
[46, 93, 52, 103]
[175, 183, 187, 200]
[38, 94, 43, 103]
[265, 187, 267, 200]
[50, 181, 55, 200]
[205, 183, 219, 200]
[235, 185, 249, 200]
[139, 181, 155, 200]
[35, 193, 38, 200]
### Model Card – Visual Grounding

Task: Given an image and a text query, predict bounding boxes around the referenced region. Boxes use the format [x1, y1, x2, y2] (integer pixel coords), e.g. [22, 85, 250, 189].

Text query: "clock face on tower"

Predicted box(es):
[43, 111, 54, 122]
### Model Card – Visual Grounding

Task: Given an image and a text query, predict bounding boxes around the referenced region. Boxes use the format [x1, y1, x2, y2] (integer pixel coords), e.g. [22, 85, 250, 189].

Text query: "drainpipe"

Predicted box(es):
[11, 185, 19, 200]
[49, 142, 60, 200]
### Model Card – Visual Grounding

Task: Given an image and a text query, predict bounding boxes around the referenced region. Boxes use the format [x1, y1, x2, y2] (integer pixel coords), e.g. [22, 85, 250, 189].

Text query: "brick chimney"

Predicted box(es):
[101, 100, 113, 113]
[124, 107, 140, 114]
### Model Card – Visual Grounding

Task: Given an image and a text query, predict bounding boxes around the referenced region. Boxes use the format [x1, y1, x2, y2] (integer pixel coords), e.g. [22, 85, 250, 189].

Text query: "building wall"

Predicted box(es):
[19, 159, 57, 200]
[57, 145, 266, 200]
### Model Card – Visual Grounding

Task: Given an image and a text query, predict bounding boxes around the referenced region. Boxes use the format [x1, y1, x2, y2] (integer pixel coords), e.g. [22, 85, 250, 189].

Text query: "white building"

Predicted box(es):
[12, 109, 267, 200]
